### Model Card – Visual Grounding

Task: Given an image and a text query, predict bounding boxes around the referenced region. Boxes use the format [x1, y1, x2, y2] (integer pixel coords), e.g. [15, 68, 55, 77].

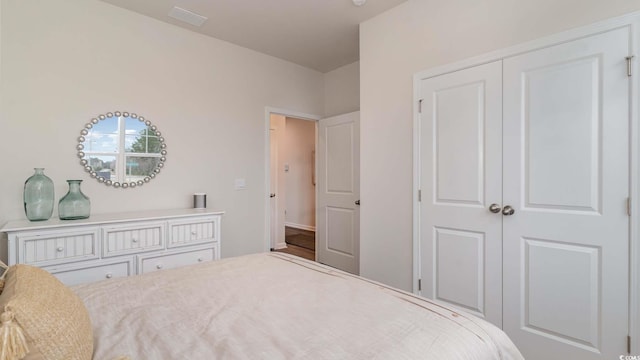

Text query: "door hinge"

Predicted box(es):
[418, 99, 423, 113]
[627, 197, 632, 216]
[627, 335, 631, 354]
[418, 279, 422, 291]
[418, 189, 422, 202]
[626, 55, 635, 77]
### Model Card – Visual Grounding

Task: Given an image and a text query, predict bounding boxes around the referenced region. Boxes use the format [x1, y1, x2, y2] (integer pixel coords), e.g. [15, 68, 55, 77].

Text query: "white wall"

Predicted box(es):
[324, 61, 360, 117]
[284, 117, 316, 231]
[0, 0, 324, 259]
[360, 0, 640, 290]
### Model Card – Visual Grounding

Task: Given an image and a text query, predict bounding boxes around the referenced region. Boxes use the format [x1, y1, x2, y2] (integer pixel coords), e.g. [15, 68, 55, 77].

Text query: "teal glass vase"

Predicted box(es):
[58, 180, 90, 220]
[23, 168, 55, 221]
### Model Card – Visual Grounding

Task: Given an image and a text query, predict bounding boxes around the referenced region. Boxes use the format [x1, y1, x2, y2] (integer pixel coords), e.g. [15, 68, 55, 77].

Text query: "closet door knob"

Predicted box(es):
[489, 204, 502, 213]
[502, 205, 515, 216]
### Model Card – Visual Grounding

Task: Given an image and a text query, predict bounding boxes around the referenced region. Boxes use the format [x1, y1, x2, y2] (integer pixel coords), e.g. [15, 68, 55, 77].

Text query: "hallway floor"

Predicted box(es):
[274, 227, 315, 261]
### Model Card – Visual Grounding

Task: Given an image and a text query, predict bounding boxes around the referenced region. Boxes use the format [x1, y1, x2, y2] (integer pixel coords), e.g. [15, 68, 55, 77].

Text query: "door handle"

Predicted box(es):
[502, 205, 515, 216]
[270, 193, 276, 198]
[355, 200, 360, 205]
[489, 203, 502, 213]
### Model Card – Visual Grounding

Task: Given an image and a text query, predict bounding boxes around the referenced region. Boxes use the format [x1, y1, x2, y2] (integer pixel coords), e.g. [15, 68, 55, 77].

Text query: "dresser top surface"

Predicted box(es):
[0, 208, 225, 233]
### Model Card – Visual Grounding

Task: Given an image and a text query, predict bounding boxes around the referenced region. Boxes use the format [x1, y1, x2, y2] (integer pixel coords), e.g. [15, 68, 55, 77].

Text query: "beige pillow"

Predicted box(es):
[0, 265, 93, 360]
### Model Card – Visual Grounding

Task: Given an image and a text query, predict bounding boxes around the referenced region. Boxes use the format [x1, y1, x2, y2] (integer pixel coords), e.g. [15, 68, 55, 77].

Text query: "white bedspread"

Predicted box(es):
[73, 253, 523, 360]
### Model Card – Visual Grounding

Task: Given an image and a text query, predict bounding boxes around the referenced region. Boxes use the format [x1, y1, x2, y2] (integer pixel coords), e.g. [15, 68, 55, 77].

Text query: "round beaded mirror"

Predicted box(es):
[76, 111, 167, 188]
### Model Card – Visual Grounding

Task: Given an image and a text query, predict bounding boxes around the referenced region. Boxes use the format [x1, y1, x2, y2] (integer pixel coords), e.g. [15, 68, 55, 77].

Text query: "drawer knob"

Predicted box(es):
[132, 238, 138, 243]
[197, 257, 203, 262]
[156, 264, 163, 269]
[191, 231, 197, 236]
[105, 273, 113, 279]
[56, 246, 64, 252]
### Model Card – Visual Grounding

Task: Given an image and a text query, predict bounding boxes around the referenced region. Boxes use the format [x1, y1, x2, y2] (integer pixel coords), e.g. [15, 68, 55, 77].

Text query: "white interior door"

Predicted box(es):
[269, 115, 287, 250]
[419, 61, 503, 327]
[317, 111, 360, 274]
[502, 27, 630, 360]
[269, 128, 278, 249]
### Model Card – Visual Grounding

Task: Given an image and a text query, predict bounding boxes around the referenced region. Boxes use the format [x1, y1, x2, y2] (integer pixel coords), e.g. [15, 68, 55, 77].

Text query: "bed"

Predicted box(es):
[0, 252, 523, 359]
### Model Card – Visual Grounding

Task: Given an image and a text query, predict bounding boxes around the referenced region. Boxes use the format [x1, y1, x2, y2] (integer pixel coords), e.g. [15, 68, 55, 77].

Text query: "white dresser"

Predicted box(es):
[0, 209, 223, 286]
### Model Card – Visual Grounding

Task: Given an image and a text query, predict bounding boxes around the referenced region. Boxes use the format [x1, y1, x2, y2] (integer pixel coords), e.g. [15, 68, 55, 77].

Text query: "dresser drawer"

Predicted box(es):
[102, 221, 165, 257]
[167, 216, 217, 248]
[47, 258, 134, 286]
[17, 227, 100, 267]
[139, 247, 215, 274]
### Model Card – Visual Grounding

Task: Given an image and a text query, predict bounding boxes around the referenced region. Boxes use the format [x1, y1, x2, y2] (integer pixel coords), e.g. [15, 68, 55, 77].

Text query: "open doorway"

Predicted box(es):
[265, 108, 360, 273]
[265, 108, 321, 261]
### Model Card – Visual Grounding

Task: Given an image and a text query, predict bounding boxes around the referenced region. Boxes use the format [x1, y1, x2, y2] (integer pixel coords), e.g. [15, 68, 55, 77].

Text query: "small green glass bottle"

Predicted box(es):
[58, 180, 90, 220]
[23, 168, 55, 221]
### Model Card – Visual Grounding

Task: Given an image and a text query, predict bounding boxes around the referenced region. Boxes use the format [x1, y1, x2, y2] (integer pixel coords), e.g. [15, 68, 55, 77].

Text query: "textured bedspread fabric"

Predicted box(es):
[73, 253, 523, 360]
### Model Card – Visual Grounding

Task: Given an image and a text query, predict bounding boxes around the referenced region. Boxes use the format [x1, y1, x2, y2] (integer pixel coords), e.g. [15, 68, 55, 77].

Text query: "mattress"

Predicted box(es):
[73, 253, 523, 359]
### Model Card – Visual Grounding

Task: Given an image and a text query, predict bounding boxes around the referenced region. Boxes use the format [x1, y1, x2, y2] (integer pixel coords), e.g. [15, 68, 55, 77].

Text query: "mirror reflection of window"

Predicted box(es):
[79, 112, 166, 188]
[86, 120, 118, 153]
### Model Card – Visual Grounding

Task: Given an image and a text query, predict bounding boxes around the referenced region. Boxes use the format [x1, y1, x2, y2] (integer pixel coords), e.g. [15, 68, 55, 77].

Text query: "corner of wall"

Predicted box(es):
[323, 61, 360, 117]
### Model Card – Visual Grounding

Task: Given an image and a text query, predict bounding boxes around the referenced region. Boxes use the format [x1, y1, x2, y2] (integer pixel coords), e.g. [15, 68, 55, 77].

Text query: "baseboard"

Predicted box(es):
[274, 242, 288, 250]
[285, 222, 316, 232]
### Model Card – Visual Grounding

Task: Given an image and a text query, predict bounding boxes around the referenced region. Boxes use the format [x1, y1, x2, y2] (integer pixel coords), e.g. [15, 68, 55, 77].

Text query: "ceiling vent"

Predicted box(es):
[168, 6, 208, 27]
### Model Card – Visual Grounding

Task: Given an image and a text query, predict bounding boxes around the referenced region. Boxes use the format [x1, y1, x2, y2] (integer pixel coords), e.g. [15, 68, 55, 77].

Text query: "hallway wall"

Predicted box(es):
[284, 117, 316, 231]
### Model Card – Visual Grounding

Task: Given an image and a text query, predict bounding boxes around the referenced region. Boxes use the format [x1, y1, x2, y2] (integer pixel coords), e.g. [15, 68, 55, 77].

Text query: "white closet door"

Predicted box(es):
[419, 61, 503, 326]
[502, 27, 630, 360]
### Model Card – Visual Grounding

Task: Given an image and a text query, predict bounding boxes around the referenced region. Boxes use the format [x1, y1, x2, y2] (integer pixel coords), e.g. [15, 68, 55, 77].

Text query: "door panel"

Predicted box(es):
[502, 27, 630, 359]
[317, 112, 360, 274]
[419, 60, 503, 327]
[524, 56, 601, 212]
[524, 239, 600, 348]
[326, 123, 355, 193]
[434, 227, 485, 316]
[326, 207, 355, 255]
[435, 81, 486, 205]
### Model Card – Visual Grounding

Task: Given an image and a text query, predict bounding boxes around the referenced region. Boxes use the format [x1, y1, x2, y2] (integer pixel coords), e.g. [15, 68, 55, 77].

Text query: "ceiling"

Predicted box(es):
[98, 0, 407, 73]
